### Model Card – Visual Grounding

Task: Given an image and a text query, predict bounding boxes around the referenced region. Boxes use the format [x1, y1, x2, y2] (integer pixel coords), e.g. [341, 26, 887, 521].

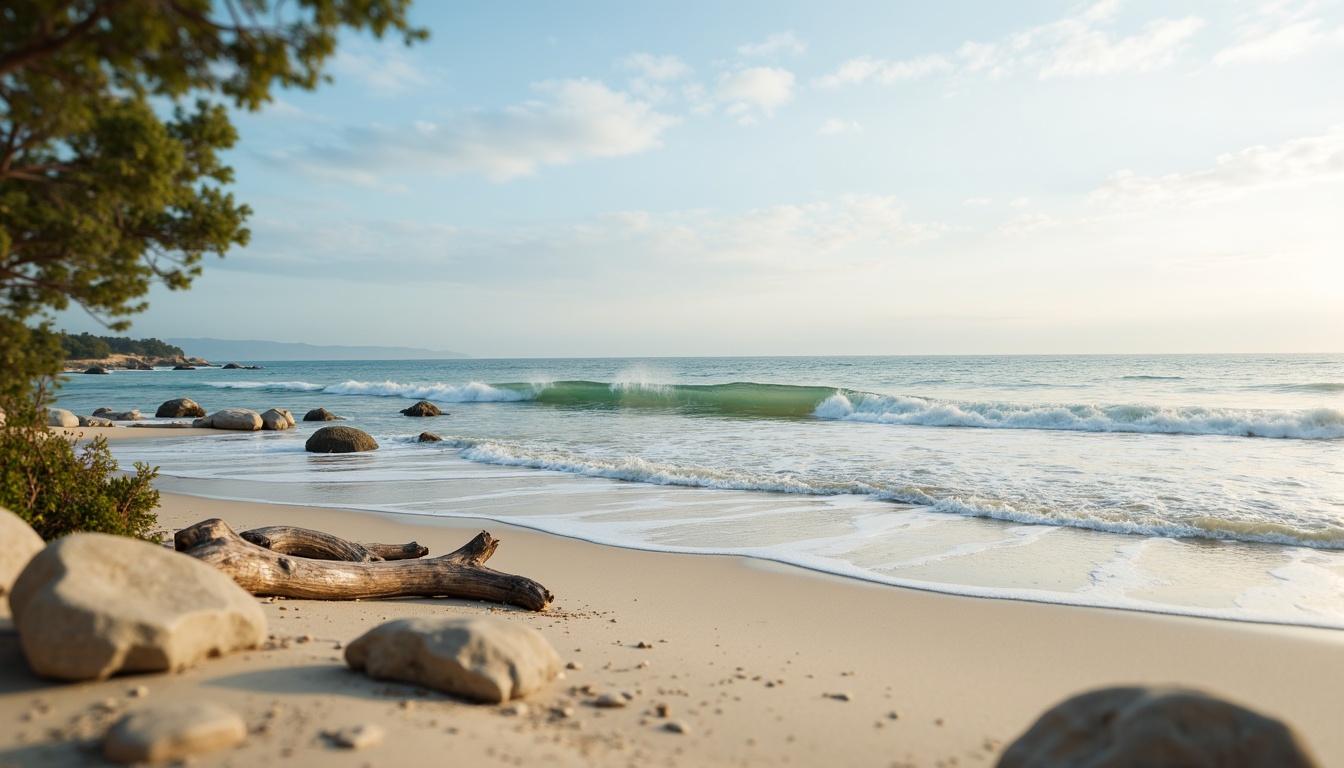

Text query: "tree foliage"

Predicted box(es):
[58, 330, 183, 360]
[0, 392, 161, 541]
[0, 0, 425, 397]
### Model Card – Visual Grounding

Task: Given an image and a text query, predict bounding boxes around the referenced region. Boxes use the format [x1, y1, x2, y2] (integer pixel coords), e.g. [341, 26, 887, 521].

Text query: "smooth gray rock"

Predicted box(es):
[345, 616, 561, 703]
[260, 408, 295, 430]
[8, 533, 266, 681]
[156, 398, 206, 418]
[400, 400, 442, 417]
[306, 426, 378, 453]
[77, 415, 116, 427]
[999, 686, 1321, 768]
[206, 408, 263, 431]
[45, 408, 79, 428]
[0, 507, 44, 613]
[103, 702, 246, 764]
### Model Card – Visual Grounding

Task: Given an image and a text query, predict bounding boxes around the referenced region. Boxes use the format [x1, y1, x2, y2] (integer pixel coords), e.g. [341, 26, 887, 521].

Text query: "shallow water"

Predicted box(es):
[55, 354, 1344, 628]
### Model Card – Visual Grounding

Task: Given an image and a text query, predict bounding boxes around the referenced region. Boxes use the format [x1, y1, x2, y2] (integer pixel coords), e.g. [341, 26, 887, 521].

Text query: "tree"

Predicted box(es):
[0, 0, 426, 401]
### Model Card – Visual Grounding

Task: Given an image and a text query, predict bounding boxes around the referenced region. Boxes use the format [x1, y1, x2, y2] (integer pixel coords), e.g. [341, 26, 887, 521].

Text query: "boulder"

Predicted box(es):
[172, 364, 196, 370]
[306, 426, 378, 453]
[206, 408, 263, 431]
[418, 432, 444, 443]
[999, 686, 1320, 768]
[84, 366, 110, 375]
[8, 533, 266, 681]
[401, 400, 443, 417]
[103, 702, 246, 764]
[344, 616, 562, 703]
[45, 408, 79, 428]
[92, 407, 116, 417]
[156, 398, 206, 418]
[124, 358, 153, 371]
[303, 408, 345, 421]
[260, 408, 295, 430]
[0, 507, 44, 612]
[78, 416, 116, 427]
[99, 409, 143, 421]
[222, 363, 243, 370]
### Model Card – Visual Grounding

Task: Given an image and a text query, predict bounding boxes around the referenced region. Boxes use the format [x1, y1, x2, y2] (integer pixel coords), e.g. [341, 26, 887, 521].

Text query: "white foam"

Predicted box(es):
[814, 393, 1344, 439]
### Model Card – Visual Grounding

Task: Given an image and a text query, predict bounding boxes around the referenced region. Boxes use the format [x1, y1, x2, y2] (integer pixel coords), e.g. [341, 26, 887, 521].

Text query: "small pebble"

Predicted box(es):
[500, 703, 529, 717]
[328, 723, 386, 750]
[594, 693, 627, 709]
[654, 703, 671, 718]
[636, 641, 653, 649]
[825, 692, 852, 702]
[664, 720, 691, 735]
[128, 686, 148, 699]
[566, 661, 583, 670]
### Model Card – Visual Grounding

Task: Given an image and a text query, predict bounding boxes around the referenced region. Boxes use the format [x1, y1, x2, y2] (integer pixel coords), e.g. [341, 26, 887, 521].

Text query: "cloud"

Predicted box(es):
[737, 32, 807, 57]
[814, 54, 953, 88]
[1091, 125, 1344, 206]
[819, 118, 862, 135]
[277, 79, 679, 183]
[816, 1, 1203, 86]
[331, 47, 433, 94]
[715, 67, 796, 123]
[619, 53, 692, 101]
[962, 197, 993, 206]
[1213, 3, 1344, 66]
[998, 214, 1059, 236]
[234, 195, 944, 283]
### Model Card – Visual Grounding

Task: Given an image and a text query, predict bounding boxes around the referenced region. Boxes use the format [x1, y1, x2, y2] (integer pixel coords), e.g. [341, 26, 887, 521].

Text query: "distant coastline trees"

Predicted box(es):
[0, 0, 425, 401]
[57, 332, 184, 361]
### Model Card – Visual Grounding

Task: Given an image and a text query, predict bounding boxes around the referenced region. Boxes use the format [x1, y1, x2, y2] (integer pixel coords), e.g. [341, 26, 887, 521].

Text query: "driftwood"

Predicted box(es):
[175, 519, 553, 611]
[240, 525, 429, 563]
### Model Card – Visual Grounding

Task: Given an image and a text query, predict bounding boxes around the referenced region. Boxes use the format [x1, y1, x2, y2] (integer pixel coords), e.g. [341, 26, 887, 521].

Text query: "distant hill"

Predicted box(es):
[168, 338, 470, 362]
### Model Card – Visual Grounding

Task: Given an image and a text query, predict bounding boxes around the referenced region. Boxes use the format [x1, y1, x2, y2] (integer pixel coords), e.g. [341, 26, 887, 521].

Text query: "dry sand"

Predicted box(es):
[3, 437, 1343, 765]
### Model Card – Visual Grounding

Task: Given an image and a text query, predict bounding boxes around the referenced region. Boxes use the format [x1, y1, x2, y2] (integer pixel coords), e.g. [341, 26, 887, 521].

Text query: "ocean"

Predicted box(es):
[53, 354, 1344, 628]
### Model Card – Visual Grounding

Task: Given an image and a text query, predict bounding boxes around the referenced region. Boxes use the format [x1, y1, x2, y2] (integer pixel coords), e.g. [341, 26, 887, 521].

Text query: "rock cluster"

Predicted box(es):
[400, 400, 443, 417]
[93, 407, 143, 421]
[156, 398, 206, 418]
[8, 533, 266, 681]
[999, 686, 1321, 768]
[306, 426, 379, 453]
[78, 415, 115, 427]
[344, 616, 561, 703]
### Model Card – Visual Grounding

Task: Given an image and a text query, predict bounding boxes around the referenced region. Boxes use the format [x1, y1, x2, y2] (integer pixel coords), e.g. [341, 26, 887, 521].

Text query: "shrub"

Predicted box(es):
[0, 393, 161, 542]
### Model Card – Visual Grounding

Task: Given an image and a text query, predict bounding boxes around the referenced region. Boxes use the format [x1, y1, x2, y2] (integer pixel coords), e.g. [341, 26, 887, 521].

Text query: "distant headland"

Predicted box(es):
[166, 338, 470, 361]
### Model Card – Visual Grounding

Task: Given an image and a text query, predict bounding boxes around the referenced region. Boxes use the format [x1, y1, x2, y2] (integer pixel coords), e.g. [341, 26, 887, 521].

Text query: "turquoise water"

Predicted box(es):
[54, 354, 1344, 627]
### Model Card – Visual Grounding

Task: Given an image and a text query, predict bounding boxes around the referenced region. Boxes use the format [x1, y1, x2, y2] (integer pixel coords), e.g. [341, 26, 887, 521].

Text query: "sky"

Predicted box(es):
[61, 0, 1344, 356]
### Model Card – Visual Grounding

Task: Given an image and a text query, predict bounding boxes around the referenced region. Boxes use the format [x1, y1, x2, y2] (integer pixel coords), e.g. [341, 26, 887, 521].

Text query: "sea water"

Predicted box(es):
[53, 355, 1344, 628]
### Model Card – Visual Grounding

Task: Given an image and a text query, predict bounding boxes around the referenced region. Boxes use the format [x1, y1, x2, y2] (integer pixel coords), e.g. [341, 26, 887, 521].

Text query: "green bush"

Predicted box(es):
[0, 394, 161, 542]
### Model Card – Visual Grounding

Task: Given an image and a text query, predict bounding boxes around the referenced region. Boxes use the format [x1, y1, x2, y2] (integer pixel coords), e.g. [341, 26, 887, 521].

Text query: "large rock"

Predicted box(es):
[303, 408, 345, 421]
[92, 407, 142, 421]
[124, 358, 153, 371]
[999, 686, 1320, 768]
[7, 533, 266, 681]
[260, 408, 296, 431]
[202, 408, 263, 431]
[400, 400, 442, 417]
[345, 616, 561, 703]
[156, 398, 206, 418]
[222, 363, 243, 369]
[172, 364, 196, 370]
[0, 507, 44, 613]
[418, 432, 444, 443]
[306, 426, 378, 453]
[45, 408, 79, 428]
[103, 702, 246, 764]
[84, 366, 110, 375]
[78, 415, 116, 427]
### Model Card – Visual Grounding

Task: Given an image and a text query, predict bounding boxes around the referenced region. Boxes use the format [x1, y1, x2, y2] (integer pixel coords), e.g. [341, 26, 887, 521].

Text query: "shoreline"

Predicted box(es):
[4, 488, 1342, 765]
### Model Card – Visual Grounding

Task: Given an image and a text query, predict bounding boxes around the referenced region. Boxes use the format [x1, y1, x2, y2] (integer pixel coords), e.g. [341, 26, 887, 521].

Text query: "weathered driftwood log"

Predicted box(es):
[240, 525, 429, 563]
[175, 519, 552, 612]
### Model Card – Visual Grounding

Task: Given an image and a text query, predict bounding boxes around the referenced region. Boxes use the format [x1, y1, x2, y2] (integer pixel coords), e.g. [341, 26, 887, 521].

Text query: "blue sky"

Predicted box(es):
[65, 0, 1344, 356]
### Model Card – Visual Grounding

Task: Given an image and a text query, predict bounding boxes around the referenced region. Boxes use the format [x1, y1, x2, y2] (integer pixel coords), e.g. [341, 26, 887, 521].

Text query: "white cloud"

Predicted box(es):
[814, 54, 953, 88]
[331, 48, 433, 94]
[816, 1, 1203, 86]
[281, 79, 679, 183]
[819, 118, 862, 135]
[1213, 3, 1344, 66]
[619, 53, 692, 101]
[737, 32, 807, 57]
[963, 197, 993, 206]
[1010, 197, 1033, 208]
[1091, 125, 1344, 206]
[715, 67, 796, 123]
[998, 213, 1060, 236]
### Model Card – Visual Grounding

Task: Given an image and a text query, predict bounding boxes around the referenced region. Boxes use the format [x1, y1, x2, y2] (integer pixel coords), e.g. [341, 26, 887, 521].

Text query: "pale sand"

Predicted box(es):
[3, 491, 1343, 765]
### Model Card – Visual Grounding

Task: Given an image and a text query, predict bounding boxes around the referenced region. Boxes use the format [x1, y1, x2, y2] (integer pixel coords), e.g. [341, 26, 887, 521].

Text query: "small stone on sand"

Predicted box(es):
[664, 720, 691, 735]
[566, 660, 583, 670]
[328, 723, 386, 750]
[103, 703, 246, 764]
[500, 703, 529, 717]
[594, 693, 627, 709]
[825, 692, 852, 702]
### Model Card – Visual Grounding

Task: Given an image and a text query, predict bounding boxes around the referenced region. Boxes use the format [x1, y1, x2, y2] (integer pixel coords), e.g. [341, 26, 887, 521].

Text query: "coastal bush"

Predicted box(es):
[0, 394, 161, 542]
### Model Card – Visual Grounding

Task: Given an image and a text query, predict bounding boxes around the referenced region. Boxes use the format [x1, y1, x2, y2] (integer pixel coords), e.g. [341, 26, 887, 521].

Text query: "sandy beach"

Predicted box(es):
[4, 432, 1343, 766]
